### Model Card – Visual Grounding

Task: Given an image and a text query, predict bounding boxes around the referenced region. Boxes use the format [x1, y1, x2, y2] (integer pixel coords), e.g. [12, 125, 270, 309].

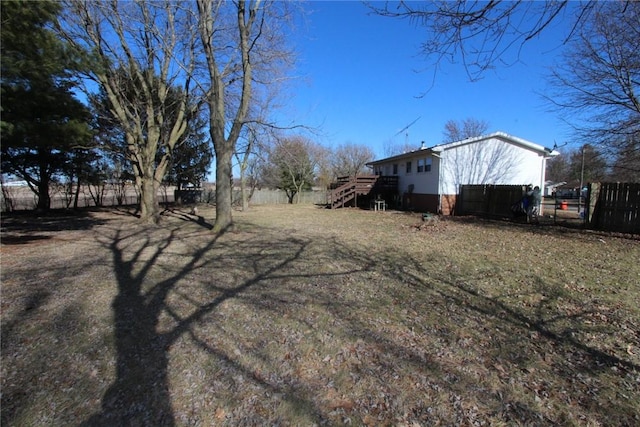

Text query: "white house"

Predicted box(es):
[367, 132, 559, 214]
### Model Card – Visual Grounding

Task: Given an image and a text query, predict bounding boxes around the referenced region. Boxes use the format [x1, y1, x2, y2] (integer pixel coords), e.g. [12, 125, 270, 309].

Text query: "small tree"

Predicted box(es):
[234, 124, 270, 211]
[108, 158, 136, 207]
[331, 142, 375, 179]
[63, 147, 106, 209]
[314, 146, 334, 190]
[263, 136, 318, 204]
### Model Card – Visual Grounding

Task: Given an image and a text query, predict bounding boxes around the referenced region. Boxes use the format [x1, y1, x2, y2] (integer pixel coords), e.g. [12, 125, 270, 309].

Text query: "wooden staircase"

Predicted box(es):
[329, 175, 398, 209]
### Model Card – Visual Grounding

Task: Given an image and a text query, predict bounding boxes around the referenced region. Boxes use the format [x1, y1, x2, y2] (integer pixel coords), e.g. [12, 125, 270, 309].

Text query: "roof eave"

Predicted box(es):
[366, 147, 433, 166]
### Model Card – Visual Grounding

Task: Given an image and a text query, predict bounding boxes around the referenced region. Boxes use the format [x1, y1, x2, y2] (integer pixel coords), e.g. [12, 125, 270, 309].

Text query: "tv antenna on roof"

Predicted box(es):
[395, 116, 421, 145]
[552, 140, 568, 151]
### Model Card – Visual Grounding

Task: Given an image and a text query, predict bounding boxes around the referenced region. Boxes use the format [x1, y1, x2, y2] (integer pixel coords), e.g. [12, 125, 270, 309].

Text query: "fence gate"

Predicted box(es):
[586, 182, 640, 234]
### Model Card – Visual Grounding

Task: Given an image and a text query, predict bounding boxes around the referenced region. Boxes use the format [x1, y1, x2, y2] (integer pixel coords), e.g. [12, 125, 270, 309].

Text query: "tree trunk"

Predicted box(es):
[36, 179, 51, 211]
[73, 176, 81, 210]
[296, 183, 304, 204]
[37, 159, 50, 211]
[286, 189, 296, 204]
[213, 146, 233, 232]
[139, 168, 159, 224]
[240, 174, 249, 211]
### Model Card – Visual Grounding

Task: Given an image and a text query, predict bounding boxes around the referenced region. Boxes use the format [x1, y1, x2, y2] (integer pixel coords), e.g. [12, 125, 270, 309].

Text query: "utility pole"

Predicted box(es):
[579, 144, 585, 213]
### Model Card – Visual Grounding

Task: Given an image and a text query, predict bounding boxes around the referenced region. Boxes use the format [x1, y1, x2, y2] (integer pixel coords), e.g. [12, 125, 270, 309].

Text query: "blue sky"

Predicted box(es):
[283, 1, 576, 160]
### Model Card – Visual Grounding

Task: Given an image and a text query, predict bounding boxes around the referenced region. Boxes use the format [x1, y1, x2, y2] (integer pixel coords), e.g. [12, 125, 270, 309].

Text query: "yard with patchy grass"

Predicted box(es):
[1, 204, 639, 426]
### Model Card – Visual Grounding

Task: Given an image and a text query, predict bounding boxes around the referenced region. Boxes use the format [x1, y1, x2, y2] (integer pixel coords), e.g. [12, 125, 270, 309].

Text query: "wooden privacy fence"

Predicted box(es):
[246, 189, 328, 205]
[459, 184, 525, 217]
[0, 186, 329, 212]
[586, 182, 640, 234]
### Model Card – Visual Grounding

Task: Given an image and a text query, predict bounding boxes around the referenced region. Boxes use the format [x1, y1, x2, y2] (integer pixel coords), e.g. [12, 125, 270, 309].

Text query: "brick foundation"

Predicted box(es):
[402, 193, 457, 215]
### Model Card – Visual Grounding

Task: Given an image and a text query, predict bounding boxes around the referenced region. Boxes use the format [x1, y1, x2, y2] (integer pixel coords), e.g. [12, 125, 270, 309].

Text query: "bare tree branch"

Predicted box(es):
[367, 0, 587, 81]
[59, 0, 198, 223]
[196, 0, 298, 231]
[544, 1, 640, 156]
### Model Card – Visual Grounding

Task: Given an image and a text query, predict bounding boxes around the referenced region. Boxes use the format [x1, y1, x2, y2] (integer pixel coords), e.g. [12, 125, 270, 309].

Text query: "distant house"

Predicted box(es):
[367, 132, 559, 214]
[544, 181, 567, 197]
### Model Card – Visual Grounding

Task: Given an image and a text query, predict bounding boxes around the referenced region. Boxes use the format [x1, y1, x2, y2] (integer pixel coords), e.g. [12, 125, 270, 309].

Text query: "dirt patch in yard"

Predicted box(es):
[2, 205, 639, 426]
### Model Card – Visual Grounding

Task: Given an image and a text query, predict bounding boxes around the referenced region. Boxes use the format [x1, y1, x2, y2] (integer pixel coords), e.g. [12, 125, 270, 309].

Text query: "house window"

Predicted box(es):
[392, 164, 398, 175]
[406, 161, 412, 174]
[416, 157, 432, 173]
[385, 165, 390, 176]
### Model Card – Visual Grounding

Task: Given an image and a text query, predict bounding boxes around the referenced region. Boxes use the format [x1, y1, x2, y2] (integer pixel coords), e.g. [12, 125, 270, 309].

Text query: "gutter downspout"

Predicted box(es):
[432, 150, 443, 214]
[539, 149, 559, 217]
[540, 154, 546, 216]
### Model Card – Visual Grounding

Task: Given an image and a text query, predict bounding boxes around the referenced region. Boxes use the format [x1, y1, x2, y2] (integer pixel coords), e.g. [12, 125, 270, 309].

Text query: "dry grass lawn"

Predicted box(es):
[1, 204, 639, 426]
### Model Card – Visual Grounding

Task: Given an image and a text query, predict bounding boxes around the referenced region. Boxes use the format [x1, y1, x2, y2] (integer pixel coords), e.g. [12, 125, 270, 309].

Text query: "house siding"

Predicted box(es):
[438, 137, 546, 195]
[381, 150, 440, 195]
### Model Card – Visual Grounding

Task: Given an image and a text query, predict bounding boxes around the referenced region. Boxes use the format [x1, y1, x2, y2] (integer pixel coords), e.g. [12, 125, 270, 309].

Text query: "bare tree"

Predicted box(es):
[545, 152, 570, 183]
[609, 134, 640, 182]
[314, 145, 334, 190]
[262, 135, 320, 204]
[382, 139, 418, 157]
[234, 123, 270, 211]
[568, 144, 608, 186]
[368, 1, 599, 82]
[546, 1, 640, 156]
[439, 118, 513, 189]
[442, 118, 489, 143]
[233, 76, 294, 211]
[59, 1, 197, 223]
[331, 142, 375, 178]
[370, 1, 638, 166]
[196, 0, 296, 232]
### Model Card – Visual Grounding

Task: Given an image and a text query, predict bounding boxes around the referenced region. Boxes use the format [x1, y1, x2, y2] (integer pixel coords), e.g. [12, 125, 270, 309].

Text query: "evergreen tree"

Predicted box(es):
[89, 79, 212, 192]
[162, 111, 212, 190]
[1, 0, 91, 210]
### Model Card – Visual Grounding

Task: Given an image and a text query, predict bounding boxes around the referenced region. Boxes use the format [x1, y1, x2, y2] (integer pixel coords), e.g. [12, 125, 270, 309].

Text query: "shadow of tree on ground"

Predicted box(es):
[1, 210, 110, 244]
[83, 221, 350, 425]
[3, 208, 636, 426]
[85, 215, 639, 425]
